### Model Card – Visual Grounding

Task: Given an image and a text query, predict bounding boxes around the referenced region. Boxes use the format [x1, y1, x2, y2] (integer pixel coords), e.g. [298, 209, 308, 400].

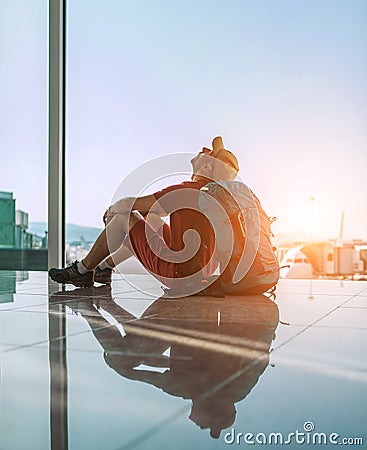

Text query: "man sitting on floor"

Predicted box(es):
[49, 137, 239, 289]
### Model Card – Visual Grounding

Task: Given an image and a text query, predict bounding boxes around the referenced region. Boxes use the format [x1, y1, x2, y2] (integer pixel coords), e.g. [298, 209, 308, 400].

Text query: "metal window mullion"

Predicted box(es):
[48, 0, 66, 269]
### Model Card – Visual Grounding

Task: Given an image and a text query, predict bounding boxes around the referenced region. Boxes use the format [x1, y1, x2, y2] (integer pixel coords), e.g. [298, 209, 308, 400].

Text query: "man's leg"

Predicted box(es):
[99, 212, 169, 269]
[126, 219, 176, 285]
[82, 211, 142, 269]
[49, 211, 141, 287]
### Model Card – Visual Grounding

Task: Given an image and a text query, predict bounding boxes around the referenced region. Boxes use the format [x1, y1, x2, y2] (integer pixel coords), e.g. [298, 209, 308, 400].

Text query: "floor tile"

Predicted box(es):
[312, 306, 367, 329]
[342, 296, 367, 308]
[275, 293, 351, 326]
[0, 293, 48, 311]
[0, 346, 51, 450]
[276, 279, 367, 296]
[0, 309, 50, 349]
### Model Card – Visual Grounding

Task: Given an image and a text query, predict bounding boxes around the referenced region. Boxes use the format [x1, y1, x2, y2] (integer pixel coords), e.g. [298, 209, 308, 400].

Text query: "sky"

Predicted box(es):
[0, 0, 366, 242]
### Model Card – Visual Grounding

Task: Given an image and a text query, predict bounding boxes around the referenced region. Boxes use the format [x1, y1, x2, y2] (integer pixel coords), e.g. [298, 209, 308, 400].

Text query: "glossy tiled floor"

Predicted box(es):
[0, 271, 366, 449]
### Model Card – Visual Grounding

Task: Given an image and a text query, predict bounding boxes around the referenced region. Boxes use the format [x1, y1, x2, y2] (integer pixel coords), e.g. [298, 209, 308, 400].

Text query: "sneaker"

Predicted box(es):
[94, 266, 113, 285]
[49, 261, 94, 288]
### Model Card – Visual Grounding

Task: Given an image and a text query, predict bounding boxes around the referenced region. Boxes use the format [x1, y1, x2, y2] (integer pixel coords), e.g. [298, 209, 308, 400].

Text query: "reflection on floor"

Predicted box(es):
[0, 271, 366, 450]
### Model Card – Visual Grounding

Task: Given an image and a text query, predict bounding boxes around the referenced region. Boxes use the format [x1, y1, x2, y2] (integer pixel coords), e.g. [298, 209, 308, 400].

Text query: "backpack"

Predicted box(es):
[197, 181, 279, 294]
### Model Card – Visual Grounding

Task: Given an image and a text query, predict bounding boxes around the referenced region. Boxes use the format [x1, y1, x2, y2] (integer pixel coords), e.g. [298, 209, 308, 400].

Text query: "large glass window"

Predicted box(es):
[0, 1, 48, 270]
[66, 0, 367, 260]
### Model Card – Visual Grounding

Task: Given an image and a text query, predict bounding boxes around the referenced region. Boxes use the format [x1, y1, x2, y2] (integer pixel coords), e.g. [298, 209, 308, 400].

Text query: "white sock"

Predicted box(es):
[98, 260, 114, 271]
[77, 260, 91, 274]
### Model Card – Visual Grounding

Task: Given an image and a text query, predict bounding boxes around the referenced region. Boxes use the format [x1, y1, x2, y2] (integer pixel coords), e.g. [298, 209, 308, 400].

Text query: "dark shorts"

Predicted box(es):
[125, 219, 176, 285]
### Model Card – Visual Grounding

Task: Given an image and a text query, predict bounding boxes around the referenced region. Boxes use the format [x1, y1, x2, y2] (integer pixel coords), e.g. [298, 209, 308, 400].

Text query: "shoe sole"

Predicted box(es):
[51, 279, 94, 288]
[94, 278, 111, 285]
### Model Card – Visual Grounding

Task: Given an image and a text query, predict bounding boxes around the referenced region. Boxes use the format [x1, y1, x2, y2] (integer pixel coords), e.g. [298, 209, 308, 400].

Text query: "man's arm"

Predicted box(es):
[104, 181, 189, 223]
[104, 194, 166, 223]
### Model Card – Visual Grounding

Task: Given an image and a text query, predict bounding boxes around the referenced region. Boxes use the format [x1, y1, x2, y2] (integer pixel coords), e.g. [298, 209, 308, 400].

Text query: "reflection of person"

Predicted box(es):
[49, 137, 239, 288]
[51, 287, 279, 439]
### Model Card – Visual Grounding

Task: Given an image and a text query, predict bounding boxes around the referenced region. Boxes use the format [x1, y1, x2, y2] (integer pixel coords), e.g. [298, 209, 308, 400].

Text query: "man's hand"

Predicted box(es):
[103, 206, 118, 225]
[103, 209, 109, 225]
[102, 194, 165, 226]
[103, 197, 136, 225]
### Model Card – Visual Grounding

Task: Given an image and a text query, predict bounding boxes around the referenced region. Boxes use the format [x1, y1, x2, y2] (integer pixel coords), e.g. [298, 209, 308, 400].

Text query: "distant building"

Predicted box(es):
[0, 191, 47, 270]
[0, 191, 16, 248]
[0, 191, 36, 249]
